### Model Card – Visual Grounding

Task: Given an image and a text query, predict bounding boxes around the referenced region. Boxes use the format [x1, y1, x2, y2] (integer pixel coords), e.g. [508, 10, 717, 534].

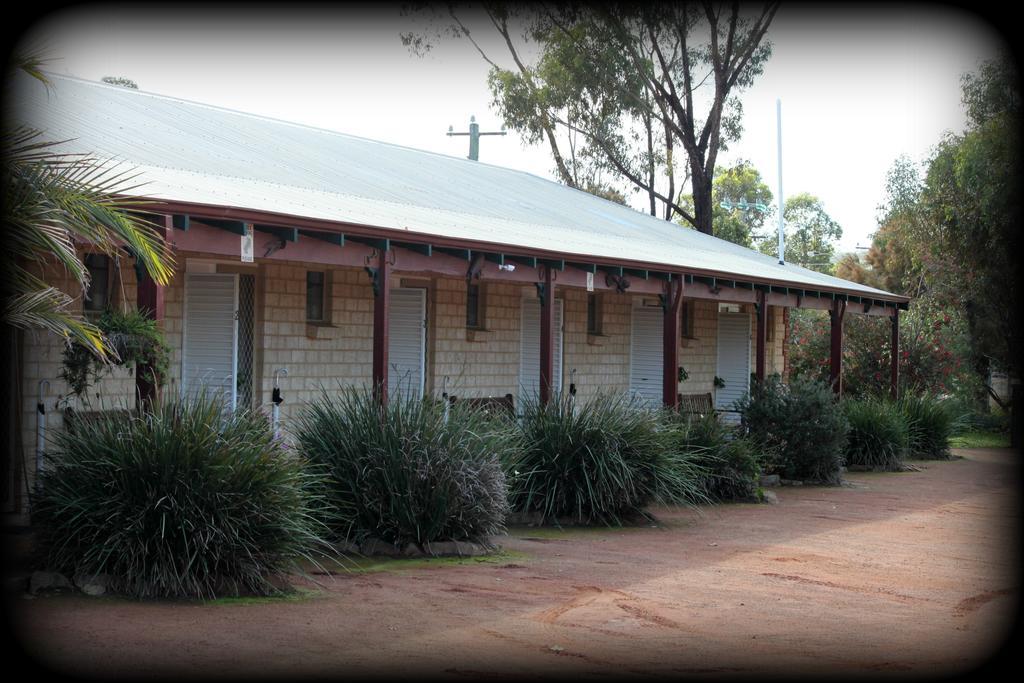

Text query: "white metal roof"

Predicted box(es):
[12, 72, 905, 301]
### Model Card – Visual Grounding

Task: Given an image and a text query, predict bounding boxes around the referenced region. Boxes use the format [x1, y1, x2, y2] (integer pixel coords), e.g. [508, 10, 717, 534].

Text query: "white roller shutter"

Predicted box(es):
[630, 303, 663, 406]
[519, 297, 563, 404]
[182, 273, 238, 409]
[716, 311, 751, 421]
[388, 288, 426, 400]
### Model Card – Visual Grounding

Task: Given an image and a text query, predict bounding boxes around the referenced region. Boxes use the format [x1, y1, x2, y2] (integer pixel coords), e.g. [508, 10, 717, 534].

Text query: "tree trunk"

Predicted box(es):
[690, 165, 714, 235]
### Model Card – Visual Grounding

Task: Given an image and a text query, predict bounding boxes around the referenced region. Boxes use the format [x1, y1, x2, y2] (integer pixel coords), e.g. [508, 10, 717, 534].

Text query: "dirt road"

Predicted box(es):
[9, 448, 1020, 679]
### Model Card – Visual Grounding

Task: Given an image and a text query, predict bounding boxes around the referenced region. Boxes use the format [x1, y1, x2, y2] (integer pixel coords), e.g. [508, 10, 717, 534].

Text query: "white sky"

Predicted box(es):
[17, 4, 1005, 254]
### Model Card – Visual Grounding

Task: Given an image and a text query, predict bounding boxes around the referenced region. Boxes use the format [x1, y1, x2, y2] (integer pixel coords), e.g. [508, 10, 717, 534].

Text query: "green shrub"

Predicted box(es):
[60, 307, 171, 398]
[33, 394, 331, 600]
[296, 386, 513, 548]
[507, 393, 708, 525]
[899, 394, 959, 459]
[736, 376, 849, 484]
[664, 413, 762, 501]
[842, 398, 909, 471]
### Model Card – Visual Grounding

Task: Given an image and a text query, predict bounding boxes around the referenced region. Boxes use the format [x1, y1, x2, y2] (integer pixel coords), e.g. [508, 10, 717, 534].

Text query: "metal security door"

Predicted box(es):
[182, 273, 238, 410]
[388, 287, 426, 400]
[630, 302, 663, 406]
[716, 311, 751, 421]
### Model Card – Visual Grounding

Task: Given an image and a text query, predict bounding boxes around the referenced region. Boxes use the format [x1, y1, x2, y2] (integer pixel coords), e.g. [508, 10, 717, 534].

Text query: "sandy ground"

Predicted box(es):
[5, 447, 1021, 680]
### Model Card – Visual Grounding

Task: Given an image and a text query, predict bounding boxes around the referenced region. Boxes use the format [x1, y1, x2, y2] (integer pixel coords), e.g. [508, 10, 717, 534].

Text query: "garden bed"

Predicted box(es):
[10, 448, 1018, 678]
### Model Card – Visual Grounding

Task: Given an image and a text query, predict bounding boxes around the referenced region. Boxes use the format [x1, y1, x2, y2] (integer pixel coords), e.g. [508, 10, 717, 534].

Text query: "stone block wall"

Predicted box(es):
[679, 299, 719, 395]
[13, 253, 140, 520]
[562, 289, 632, 402]
[257, 263, 373, 431]
[430, 278, 523, 399]
[11, 250, 794, 522]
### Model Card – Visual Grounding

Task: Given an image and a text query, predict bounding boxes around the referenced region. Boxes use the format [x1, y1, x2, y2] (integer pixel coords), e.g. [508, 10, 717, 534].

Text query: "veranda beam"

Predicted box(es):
[298, 229, 344, 246]
[663, 277, 684, 408]
[255, 225, 298, 242]
[891, 309, 900, 400]
[755, 290, 767, 383]
[830, 299, 847, 395]
[136, 215, 169, 410]
[370, 250, 391, 405]
[539, 265, 555, 404]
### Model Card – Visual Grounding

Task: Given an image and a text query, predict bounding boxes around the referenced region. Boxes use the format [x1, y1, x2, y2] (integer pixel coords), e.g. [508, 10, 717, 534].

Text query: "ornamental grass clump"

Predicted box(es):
[737, 376, 849, 484]
[32, 393, 332, 600]
[842, 398, 910, 471]
[295, 386, 514, 549]
[664, 412, 763, 501]
[899, 393, 957, 459]
[507, 393, 708, 526]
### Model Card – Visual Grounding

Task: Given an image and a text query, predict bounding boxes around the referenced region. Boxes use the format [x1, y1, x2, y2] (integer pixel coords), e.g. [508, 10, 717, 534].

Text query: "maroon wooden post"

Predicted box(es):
[890, 309, 900, 400]
[135, 215, 168, 411]
[663, 277, 684, 408]
[539, 265, 555, 404]
[829, 299, 846, 396]
[755, 290, 767, 383]
[371, 250, 391, 406]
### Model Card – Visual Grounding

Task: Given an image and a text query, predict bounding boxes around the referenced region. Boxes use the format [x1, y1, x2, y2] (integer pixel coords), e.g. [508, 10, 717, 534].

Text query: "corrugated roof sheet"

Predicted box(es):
[12, 73, 905, 301]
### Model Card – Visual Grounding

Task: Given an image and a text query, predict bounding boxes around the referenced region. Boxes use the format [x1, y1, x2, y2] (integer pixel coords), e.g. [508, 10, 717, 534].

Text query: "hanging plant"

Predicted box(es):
[60, 308, 170, 398]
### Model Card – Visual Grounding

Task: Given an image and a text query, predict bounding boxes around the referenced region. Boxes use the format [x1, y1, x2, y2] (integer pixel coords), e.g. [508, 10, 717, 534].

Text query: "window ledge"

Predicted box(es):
[306, 322, 336, 340]
[587, 333, 608, 346]
[465, 328, 491, 343]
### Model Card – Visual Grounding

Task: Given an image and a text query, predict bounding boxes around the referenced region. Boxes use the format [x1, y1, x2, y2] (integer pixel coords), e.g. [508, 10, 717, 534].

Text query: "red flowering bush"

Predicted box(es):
[787, 294, 978, 399]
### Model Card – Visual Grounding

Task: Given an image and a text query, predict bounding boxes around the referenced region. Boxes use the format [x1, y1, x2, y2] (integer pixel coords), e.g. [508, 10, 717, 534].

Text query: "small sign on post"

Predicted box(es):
[586, 272, 594, 292]
[241, 223, 254, 263]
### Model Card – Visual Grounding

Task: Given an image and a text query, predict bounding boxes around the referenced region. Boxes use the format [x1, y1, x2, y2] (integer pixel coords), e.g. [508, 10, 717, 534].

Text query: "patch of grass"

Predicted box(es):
[506, 524, 622, 538]
[203, 588, 322, 607]
[302, 549, 530, 575]
[949, 431, 1012, 449]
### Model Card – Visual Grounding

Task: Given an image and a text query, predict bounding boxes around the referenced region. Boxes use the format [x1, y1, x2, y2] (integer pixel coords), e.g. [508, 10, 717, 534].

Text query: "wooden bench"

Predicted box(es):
[677, 392, 715, 418]
[448, 393, 515, 417]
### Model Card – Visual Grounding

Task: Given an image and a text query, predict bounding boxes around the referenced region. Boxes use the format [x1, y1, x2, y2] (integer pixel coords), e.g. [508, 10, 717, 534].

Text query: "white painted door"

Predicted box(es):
[388, 287, 426, 400]
[716, 311, 751, 420]
[182, 273, 238, 409]
[519, 297, 563, 404]
[630, 302, 663, 406]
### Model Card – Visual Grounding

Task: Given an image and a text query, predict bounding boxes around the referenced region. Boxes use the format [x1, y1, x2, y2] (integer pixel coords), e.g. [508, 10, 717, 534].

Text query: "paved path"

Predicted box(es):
[9, 448, 1020, 679]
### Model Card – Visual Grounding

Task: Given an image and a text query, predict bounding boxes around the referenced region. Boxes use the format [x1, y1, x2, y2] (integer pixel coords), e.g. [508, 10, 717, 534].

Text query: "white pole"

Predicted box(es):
[272, 368, 287, 439]
[776, 98, 785, 265]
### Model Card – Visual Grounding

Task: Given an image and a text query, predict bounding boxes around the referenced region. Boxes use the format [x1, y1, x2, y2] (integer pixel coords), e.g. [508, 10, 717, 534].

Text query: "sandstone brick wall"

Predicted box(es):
[12, 252, 795, 522]
[430, 278, 523, 400]
[679, 299, 719, 396]
[563, 289, 632, 402]
[14, 253, 140, 520]
[256, 263, 373, 433]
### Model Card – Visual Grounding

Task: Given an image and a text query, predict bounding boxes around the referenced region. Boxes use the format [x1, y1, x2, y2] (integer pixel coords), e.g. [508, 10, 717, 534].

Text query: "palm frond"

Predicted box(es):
[2, 288, 106, 358]
[4, 127, 175, 287]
